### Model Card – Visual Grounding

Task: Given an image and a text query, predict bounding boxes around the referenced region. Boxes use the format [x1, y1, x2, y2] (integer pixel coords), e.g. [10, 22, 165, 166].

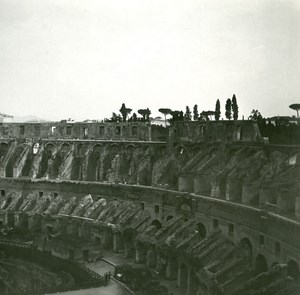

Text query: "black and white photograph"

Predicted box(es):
[0, 0, 300, 294]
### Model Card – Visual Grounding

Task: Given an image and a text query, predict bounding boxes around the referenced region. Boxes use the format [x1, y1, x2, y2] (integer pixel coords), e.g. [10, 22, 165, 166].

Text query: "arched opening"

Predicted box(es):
[86, 144, 103, 181]
[288, 260, 299, 280]
[180, 204, 192, 213]
[166, 215, 174, 222]
[240, 238, 252, 266]
[60, 143, 71, 157]
[197, 223, 206, 239]
[179, 263, 188, 289]
[38, 143, 55, 178]
[254, 254, 268, 275]
[151, 219, 162, 230]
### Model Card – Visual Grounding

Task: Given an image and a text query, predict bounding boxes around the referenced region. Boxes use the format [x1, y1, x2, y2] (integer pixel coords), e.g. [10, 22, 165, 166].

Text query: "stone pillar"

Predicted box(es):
[5, 211, 14, 228]
[226, 179, 242, 202]
[28, 214, 42, 232]
[295, 197, 300, 219]
[242, 184, 257, 205]
[177, 265, 182, 288]
[146, 248, 156, 268]
[186, 270, 192, 295]
[113, 232, 123, 252]
[135, 247, 146, 264]
[165, 257, 173, 280]
[277, 192, 294, 214]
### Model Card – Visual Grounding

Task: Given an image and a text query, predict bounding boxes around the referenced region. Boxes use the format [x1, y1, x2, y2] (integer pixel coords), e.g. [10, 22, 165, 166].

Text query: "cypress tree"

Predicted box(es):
[225, 99, 232, 120]
[184, 106, 192, 121]
[193, 104, 199, 121]
[232, 94, 238, 120]
[215, 99, 221, 121]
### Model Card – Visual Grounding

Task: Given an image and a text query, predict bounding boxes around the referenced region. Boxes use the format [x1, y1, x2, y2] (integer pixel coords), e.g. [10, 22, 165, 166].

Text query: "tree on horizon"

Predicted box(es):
[138, 108, 151, 122]
[119, 103, 132, 122]
[232, 94, 238, 120]
[193, 104, 199, 121]
[184, 106, 192, 121]
[215, 99, 221, 121]
[225, 99, 232, 120]
[158, 108, 172, 126]
[248, 109, 263, 121]
[289, 104, 300, 118]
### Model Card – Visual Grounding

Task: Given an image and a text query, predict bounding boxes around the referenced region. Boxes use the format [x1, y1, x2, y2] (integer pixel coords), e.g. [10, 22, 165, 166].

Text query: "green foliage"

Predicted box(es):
[248, 109, 262, 121]
[225, 99, 232, 120]
[215, 99, 221, 121]
[289, 103, 300, 117]
[119, 103, 132, 122]
[193, 104, 199, 121]
[158, 108, 172, 126]
[184, 106, 192, 121]
[138, 108, 151, 122]
[232, 94, 238, 120]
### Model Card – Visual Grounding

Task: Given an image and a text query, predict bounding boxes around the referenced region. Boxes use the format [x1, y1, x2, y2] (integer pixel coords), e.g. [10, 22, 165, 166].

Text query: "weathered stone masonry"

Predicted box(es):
[0, 120, 299, 294]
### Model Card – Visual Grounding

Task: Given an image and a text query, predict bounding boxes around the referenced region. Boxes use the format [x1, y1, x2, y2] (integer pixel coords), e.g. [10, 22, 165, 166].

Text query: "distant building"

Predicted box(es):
[0, 112, 13, 123]
[268, 116, 300, 125]
[151, 116, 169, 127]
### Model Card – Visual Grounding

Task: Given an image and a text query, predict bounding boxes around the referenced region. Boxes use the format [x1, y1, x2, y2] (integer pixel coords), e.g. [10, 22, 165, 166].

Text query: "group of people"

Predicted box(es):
[99, 271, 112, 286]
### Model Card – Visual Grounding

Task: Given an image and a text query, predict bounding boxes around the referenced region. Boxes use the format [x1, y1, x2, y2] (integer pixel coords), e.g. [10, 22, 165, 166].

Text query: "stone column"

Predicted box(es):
[146, 248, 156, 268]
[113, 232, 123, 252]
[295, 197, 300, 219]
[177, 264, 181, 288]
[186, 269, 192, 295]
[135, 247, 146, 264]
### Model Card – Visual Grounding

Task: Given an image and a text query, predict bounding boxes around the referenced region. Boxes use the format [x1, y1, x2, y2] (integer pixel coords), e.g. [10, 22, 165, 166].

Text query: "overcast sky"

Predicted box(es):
[1, 0, 300, 121]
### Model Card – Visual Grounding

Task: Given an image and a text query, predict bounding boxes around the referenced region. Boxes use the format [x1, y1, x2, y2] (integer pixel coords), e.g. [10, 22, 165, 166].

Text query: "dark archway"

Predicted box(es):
[197, 223, 206, 239]
[254, 254, 268, 275]
[151, 219, 162, 230]
[288, 260, 299, 280]
[166, 215, 174, 222]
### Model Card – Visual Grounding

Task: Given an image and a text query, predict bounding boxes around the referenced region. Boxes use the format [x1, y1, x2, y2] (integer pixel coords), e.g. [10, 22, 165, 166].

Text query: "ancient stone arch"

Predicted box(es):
[196, 222, 206, 239]
[166, 215, 174, 222]
[180, 203, 192, 213]
[59, 142, 71, 151]
[44, 142, 56, 151]
[240, 237, 253, 266]
[92, 143, 103, 151]
[151, 219, 162, 230]
[254, 254, 268, 275]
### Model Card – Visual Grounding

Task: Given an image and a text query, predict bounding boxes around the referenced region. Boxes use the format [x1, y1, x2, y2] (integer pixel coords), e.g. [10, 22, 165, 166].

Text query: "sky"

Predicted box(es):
[1, 0, 300, 121]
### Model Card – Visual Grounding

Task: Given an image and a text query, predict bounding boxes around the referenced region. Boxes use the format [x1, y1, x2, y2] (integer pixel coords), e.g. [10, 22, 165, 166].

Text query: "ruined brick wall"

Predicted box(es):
[0, 121, 154, 141]
[170, 120, 262, 143]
